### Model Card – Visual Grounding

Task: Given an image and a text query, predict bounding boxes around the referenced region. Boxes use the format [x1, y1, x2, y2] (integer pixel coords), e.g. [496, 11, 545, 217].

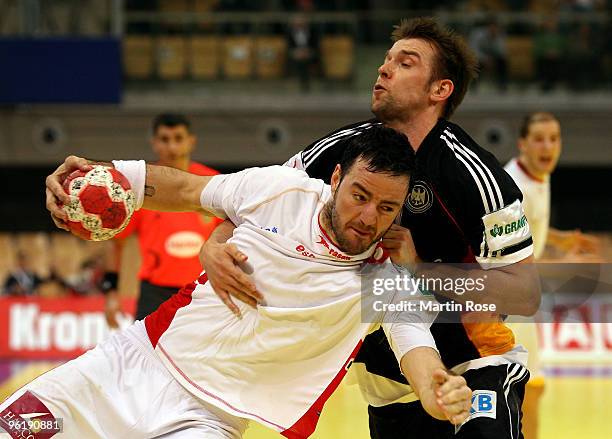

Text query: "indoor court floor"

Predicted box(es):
[1, 363, 611, 438]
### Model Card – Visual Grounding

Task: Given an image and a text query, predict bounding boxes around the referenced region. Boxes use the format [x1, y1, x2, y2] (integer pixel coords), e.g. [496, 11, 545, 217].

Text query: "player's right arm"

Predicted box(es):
[46, 156, 218, 224]
[401, 348, 471, 425]
[199, 220, 262, 317]
[382, 319, 471, 425]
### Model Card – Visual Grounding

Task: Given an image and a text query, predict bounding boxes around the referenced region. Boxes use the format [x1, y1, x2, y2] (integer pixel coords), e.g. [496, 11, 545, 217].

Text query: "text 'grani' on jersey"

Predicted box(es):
[504, 157, 550, 259]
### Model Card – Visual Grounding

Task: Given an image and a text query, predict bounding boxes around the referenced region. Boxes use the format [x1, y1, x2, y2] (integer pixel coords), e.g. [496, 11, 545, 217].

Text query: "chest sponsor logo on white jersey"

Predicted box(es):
[316, 235, 352, 261]
[262, 226, 279, 233]
[405, 181, 433, 214]
[165, 231, 204, 258]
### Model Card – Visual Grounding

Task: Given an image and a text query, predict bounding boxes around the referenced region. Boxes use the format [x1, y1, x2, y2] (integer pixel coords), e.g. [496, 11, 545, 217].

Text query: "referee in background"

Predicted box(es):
[105, 113, 222, 327]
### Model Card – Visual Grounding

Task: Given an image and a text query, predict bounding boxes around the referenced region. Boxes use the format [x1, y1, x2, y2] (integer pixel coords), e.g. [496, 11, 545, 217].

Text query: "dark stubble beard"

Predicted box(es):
[371, 95, 410, 125]
[321, 197, 383, 256]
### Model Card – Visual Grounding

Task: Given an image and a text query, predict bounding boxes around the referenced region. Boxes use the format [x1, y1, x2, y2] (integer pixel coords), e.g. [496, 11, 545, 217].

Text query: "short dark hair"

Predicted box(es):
[152, 113, 192, 134]
[519, 112, 560, 138]
[391, 17, 478, 119]
[339, 126, 415, 180]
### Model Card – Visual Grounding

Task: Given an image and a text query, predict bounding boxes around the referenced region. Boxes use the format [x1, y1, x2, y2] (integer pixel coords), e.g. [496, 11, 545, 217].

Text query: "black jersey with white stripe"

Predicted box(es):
[291, 118, 533, 379]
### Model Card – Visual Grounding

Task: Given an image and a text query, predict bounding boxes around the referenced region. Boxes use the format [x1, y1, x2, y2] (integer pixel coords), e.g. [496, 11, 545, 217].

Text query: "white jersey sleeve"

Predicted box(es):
[380, 265, 439, 365]
[282, 151, 305, 170]
[382, 319, 438, 366]
[504, 158, 550, 259]
[200, 165, 311, 227]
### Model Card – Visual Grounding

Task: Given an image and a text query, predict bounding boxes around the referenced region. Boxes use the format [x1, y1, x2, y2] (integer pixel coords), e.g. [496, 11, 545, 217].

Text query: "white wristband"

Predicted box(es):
[112, 160, 146, 209]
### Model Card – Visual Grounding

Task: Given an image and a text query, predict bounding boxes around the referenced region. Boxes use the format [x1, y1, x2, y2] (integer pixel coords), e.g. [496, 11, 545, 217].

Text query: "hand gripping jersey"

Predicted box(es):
[287, 119, 533, 402]
[504, 157, 550, 259]
[116, 162, 223, 287]
[144, 166, 437, 438]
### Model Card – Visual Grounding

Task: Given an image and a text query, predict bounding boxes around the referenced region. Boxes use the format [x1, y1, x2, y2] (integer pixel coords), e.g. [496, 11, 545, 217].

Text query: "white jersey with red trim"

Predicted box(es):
[504, 158, 550, 259]
[143, 166, 437, 438]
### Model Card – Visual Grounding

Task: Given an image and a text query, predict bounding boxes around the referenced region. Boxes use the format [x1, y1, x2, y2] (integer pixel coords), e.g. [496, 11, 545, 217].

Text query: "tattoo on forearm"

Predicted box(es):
[86, 159, 113, 167]
[145, 185, 156, 197]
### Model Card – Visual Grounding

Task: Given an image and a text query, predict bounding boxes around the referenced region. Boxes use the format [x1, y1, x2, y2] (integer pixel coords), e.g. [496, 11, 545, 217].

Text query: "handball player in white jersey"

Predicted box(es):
[504, 112, 601, 439]
[1, 127, 471, 439]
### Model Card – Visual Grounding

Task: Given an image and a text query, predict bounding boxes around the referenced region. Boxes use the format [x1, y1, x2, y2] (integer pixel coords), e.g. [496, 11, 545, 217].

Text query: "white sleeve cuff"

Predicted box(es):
[112, 160, 146, 209]
[199, 174, 229, 219]
[382, 322, 438, 366]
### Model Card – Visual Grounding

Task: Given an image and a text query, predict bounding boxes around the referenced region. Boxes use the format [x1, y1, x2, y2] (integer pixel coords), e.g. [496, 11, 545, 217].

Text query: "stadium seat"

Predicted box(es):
[222, 36, 254, 79]
[157, 36, 188, 80]
[0, 1, 20, 35]
[190, 36, 220, 79]
[123, 36, 155, 79]
[320, 35, 354, 80]
[255, 36, 287, 79]
[506, 36, 535, 81]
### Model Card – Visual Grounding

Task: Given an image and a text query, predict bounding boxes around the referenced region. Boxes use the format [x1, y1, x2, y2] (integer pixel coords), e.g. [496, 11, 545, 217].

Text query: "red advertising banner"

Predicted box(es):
[0, 296, 135, 360]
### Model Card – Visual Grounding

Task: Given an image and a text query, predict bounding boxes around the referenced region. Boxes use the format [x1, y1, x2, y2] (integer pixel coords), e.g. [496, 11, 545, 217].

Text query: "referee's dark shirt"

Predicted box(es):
[285, 118, 533, 385]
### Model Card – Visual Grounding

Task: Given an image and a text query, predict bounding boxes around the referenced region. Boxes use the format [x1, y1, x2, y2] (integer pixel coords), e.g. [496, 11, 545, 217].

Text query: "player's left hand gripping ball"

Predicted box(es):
[60, 166, 136, 241]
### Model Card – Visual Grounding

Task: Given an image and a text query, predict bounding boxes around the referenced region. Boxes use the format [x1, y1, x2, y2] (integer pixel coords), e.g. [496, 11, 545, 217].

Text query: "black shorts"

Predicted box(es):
[135, 280, 180, 321]
[368, 364, 529, 439]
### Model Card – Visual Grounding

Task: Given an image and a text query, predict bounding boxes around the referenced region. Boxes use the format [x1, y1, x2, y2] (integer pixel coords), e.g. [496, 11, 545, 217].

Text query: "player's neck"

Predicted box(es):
[318, 208, 335, 244]
[517, 157, 547, 182]
[385, 112, 439, 153]
[318, 205, 344, 252]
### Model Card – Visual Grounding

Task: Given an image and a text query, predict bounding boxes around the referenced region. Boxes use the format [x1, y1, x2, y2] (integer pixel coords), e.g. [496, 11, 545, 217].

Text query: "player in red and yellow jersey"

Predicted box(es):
[105, 113, 222, 327]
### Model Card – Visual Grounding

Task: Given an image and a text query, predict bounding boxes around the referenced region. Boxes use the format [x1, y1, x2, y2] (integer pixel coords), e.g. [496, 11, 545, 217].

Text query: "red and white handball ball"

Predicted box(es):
[61, 165, 136, 241]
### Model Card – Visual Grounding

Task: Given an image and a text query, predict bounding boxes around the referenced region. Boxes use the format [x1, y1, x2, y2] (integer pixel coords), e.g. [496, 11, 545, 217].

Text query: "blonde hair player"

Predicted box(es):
[504, 111, 602, 439]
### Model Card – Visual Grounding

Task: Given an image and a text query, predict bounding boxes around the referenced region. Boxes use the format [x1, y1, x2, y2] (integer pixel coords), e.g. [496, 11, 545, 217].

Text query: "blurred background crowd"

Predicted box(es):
[0, 0, 610, 93]
[0, 3, 610, 438]
[0, 0, 611, 297]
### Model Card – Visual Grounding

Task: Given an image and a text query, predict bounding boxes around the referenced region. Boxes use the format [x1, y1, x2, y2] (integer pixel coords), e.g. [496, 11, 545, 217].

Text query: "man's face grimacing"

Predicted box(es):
[372, 38, 442, 122]
[519, 119, 562, 178]
[152, 124, 196, 167]
[324, 158, 409, 255]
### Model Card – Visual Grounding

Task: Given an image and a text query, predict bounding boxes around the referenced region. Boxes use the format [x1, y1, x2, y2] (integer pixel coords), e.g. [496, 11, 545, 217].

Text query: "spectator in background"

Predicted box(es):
[64, 255, 109, 296]
[504, 111, 602, 439]
[2, 252, 42, 296]
[468, 16, 509, 92]
[105, 113, 222, 328]
[287, 14, 319, 92]
[505, 112, 601, 260]
[533, 18, 565, 92]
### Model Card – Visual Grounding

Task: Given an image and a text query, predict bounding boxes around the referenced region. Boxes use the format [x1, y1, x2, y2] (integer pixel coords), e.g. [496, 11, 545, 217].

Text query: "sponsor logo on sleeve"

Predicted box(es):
[481, 199, 531, 252]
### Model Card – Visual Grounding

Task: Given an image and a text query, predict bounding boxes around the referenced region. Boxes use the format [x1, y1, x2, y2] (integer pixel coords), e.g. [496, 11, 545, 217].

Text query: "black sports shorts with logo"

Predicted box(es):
[368, 364, 529, 439]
